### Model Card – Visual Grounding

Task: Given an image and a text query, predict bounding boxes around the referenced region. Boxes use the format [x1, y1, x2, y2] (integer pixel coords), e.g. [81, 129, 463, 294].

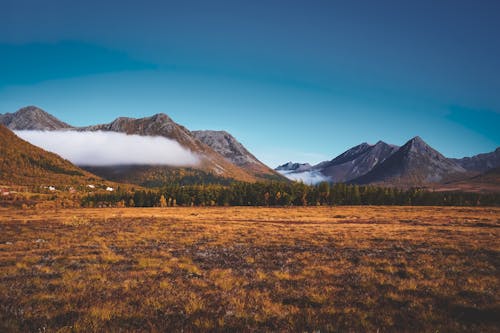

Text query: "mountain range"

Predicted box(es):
[1, 106, 499, 191]
[0, 106, 284, 186]
[277, 137, 499, 191]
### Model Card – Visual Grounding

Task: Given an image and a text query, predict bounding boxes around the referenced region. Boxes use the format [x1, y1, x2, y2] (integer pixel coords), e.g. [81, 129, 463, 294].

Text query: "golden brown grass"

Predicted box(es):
[0, 206, 499, 332]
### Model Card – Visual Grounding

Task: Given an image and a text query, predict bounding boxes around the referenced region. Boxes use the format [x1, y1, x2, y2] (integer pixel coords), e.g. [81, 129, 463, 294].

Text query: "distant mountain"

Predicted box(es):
[278, 139, 500, 188]
[192, 130, 282, 179]
[0, 125, 100, 186]
[0, 106, 72, 130]
[312, 141, 399, 182]
[275, 141, 398, 183]
[276, 162, 312, 173]
[451, 148, 500, 173]
[353, 136, 466, 186]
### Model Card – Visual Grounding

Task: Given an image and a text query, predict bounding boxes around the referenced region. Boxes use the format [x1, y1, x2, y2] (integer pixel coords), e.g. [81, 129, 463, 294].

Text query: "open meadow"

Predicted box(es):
[0, 206, 499, 332]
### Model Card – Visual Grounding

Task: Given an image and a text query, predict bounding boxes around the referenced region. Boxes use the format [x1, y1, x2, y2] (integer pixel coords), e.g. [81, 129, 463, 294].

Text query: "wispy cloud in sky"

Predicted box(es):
[15, 130, 199, 166]
[0, 41, 155, 87]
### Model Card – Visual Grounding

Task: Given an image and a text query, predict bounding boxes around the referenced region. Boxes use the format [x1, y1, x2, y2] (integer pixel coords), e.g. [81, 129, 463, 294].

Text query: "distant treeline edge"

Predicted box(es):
[82, 182, 500, 207]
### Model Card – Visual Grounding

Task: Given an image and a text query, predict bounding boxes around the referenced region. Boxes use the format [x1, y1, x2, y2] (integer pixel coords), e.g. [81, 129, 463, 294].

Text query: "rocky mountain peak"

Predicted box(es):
[405, 136, 429, 152]
[0, 106, 72, 130]
[150, 113, 173, 123]
[307, 140, 399, 183]
[353, 136, 465, 185]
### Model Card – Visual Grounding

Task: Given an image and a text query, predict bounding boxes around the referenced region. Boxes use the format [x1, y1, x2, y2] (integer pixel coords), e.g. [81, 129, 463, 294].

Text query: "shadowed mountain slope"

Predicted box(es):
[0, 125, 100, 186]
[353, 137, 466, 186]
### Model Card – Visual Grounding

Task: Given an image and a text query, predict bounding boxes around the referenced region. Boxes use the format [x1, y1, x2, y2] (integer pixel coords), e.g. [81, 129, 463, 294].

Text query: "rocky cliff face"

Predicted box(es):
[192, 130, 282, 179]
[192, 130, 260, 166]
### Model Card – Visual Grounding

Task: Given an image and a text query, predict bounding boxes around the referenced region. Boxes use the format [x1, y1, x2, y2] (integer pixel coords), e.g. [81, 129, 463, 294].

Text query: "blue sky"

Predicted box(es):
[1, 0, 499, 167]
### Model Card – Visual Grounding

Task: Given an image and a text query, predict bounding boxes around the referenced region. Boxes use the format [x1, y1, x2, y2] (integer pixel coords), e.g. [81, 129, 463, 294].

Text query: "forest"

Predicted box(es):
[81, 181, 500, 208]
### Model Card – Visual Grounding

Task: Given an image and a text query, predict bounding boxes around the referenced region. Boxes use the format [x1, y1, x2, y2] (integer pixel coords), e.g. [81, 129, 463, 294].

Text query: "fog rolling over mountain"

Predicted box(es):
[83, 113, 201, 152]
[14, 130, 200, 167]
[275, 162, 325, 185]
[352, 136, 466, 185]
[82, 114, 283, 182]
[3, 106, 499, 189]
[0, 125, 101, 186]
[1, 106, 284, 186]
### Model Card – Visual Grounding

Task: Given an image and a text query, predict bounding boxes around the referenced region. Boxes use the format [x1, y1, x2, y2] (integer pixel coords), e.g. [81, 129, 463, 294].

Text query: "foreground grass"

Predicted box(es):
[0, 206, 499, 332]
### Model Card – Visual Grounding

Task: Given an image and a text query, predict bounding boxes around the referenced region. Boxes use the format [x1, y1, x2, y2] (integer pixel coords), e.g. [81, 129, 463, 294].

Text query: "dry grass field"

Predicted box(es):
[0, 206, 499, 332]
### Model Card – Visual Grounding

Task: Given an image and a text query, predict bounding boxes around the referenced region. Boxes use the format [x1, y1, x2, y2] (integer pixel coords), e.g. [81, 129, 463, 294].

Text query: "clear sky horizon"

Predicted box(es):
[1, 0, 499, 167]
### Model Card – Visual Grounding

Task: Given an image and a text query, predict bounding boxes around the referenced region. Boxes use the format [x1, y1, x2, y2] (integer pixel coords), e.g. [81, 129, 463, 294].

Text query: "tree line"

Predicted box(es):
[81, 181, 500, 207]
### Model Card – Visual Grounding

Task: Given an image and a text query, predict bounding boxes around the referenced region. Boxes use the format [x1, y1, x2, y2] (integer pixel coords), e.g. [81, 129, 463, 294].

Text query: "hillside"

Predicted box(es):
[192, 130, 283, 180]
[433, 167, 500, 193]
[451, 148, 500, 173]
[0, 125, 100, 186]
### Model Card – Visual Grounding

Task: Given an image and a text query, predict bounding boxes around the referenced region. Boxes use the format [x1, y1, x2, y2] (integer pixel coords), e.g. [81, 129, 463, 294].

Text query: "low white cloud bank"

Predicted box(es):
[15, 130, 199, 167]
[278, 170, 331, 185]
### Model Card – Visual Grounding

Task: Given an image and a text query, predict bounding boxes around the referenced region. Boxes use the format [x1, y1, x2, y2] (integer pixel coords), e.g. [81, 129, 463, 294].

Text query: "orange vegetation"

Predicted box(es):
[0, 206, 498, 332]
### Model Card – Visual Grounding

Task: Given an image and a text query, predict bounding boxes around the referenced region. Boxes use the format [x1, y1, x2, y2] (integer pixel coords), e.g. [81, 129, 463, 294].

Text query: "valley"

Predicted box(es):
[2, 3, 498, 332]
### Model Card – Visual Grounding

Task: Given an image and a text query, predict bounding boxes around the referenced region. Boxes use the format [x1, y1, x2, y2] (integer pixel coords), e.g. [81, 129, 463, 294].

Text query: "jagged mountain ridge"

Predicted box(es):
[312, 141, 399, 182]
[276, 137, 499, 188]
[352, 136, 466, 185]
[275, 141, 399, 183]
